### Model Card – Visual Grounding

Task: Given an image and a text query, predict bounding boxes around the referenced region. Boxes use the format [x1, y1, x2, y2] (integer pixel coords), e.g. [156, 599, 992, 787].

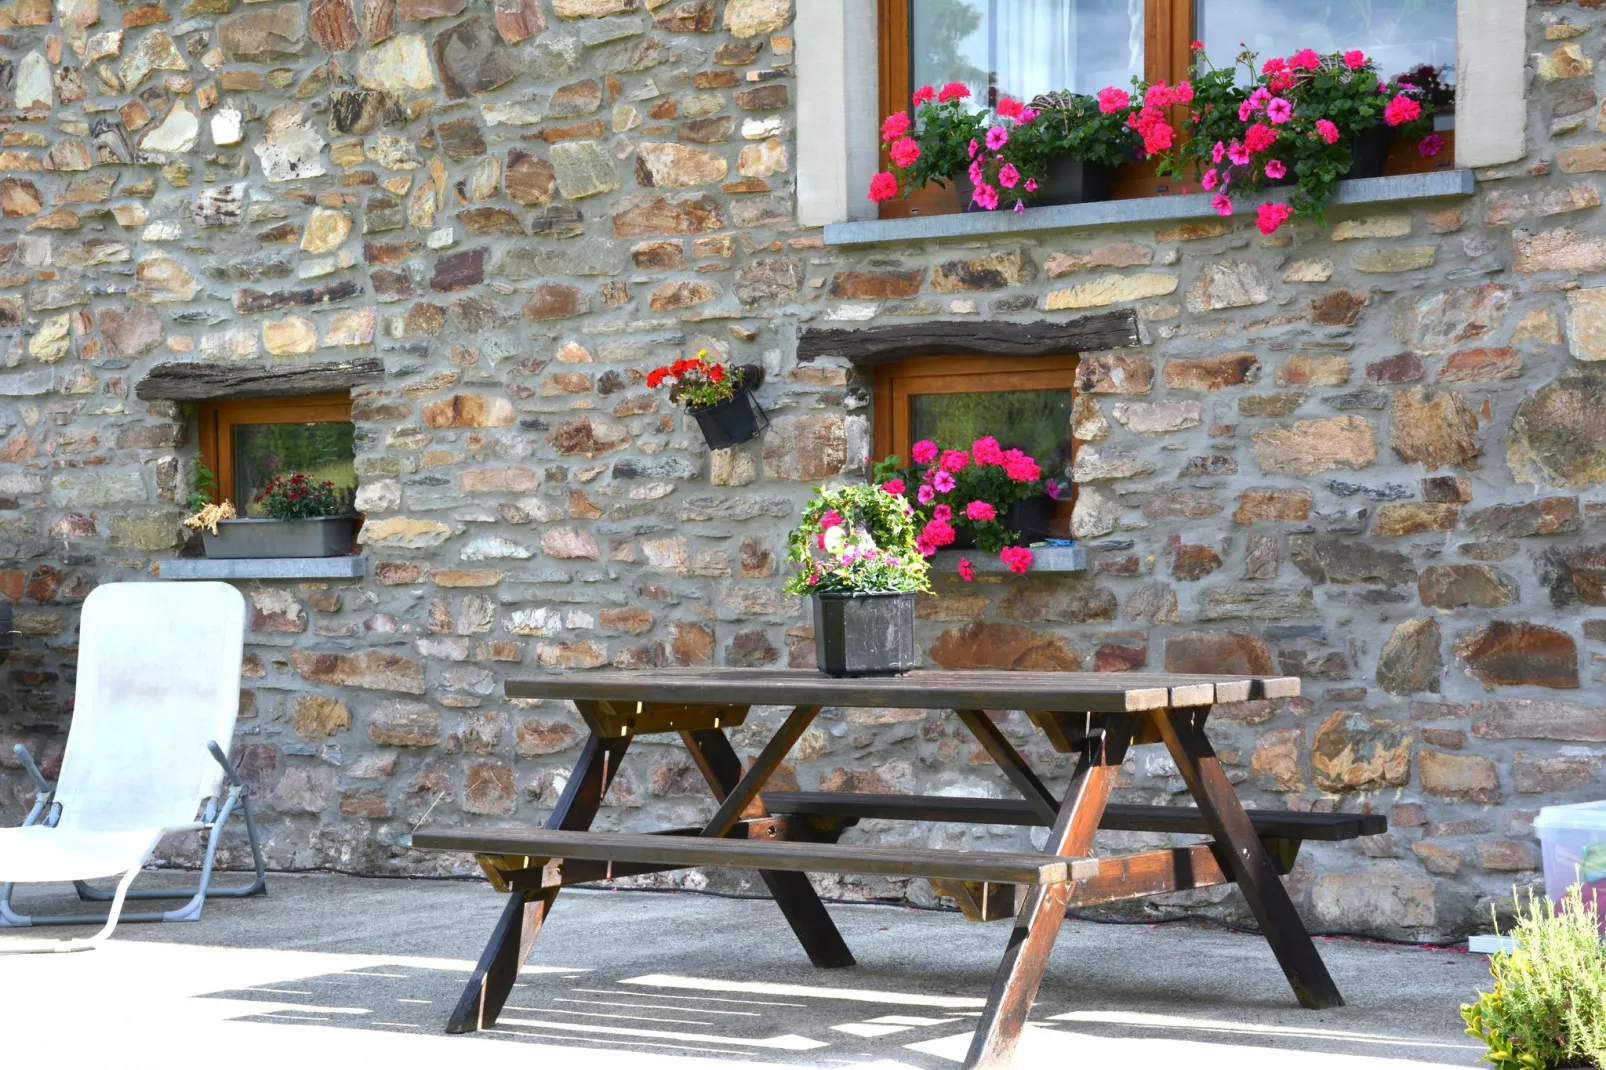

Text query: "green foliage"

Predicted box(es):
[784, 484, 930, 596]
[1462, 884, 1606, 1070]
[895, 94, 986, 194]
[255, 472, 345, 521]
[185, 459, 218, 514]
[874, 439, 1053, 555]
[1030, 92, 1142, 170]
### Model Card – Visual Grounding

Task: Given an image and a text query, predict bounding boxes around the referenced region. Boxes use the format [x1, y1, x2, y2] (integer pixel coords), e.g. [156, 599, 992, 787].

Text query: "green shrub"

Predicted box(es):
[1462, 883, 1606, 1070]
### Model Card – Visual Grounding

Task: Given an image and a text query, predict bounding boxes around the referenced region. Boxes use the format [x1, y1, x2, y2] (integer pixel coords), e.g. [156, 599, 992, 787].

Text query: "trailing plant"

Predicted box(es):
[255, 472, 344, 521]
[874, 437, 1061, 576]
[1461, 883, 1606, 1070]
[1158, 44, 1440, 232]
[185, 459, 219, 514]
[646, 349, 743, 410]
[784, 484, 930, 596]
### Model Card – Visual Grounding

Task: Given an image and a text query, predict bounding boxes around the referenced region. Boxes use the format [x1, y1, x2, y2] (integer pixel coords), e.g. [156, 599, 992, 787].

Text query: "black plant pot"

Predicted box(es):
[689, 383, 764, 450]
[1032, 156, 1117, 207]
[950, 494, 1056, 550]
[1348, 125, 1392, 179]
[812, 591, 918, 678]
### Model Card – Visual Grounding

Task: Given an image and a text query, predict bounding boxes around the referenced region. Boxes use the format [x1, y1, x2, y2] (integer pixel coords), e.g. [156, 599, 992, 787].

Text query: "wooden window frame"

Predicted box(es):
[877, 0, 1454, 217]
[196, 393, 354, 508]
[872, 354, 1080, 537]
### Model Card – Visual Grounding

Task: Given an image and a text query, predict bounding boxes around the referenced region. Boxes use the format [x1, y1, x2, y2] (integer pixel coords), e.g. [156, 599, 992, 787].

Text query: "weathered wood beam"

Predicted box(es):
[134, 358, 385, 401]
[795, 312, 1140, 365]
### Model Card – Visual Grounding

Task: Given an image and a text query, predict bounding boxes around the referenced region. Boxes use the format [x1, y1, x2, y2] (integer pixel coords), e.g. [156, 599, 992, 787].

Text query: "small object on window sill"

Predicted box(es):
[156, 556, 366, 581]
[929, 544, 1086, 575]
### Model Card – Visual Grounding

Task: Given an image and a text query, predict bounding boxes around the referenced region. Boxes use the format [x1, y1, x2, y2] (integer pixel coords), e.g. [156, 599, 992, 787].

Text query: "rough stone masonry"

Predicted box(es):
[0, 0, 1605, 940]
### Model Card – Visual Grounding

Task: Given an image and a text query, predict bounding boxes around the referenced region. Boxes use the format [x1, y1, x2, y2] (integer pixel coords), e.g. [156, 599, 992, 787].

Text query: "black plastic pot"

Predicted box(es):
[1348, 125, 1392, 179]
[202, 516, 360, 558]
[950, 495, 1056, 550]
[689, 383, 763, 450]
[812, 591, 917, 678]
[1032, 156, 1117, 207]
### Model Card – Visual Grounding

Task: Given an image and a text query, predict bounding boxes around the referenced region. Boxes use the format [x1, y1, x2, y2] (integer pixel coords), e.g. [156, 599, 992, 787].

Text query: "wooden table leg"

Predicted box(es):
[964, 722, 1132, 1070]
[446, 732, 631, 1034]
[1153, 706, 1344, 1011]
[683, 725, 856, 969]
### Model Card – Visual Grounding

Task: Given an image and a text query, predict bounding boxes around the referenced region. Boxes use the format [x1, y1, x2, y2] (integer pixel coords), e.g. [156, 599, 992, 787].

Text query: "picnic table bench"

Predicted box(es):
[414, 668, 1383, 1069]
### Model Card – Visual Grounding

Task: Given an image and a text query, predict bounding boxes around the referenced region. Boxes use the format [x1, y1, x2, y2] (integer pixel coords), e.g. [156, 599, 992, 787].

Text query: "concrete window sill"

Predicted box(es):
[824, 170, 1475, 248]
[155, 557, 366, 581]
[930, 545, 1087, 575]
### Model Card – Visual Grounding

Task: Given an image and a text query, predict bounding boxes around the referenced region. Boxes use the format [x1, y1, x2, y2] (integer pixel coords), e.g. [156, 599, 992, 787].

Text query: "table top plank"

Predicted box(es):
[503, 668, 1299, 714]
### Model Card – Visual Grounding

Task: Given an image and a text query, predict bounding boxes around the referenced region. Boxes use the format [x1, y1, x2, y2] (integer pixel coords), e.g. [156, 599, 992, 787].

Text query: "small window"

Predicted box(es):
[879, 0, 1456, 216]
[872, 354, 1079, 536]
[197, 395, 357, 517]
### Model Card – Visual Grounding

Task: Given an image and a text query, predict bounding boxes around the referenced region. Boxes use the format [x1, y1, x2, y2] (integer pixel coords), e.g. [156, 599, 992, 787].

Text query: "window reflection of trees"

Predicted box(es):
[910, 389, 1074, 477]
[1197, 0, 1457, 86]
[233, 421, 358, 516]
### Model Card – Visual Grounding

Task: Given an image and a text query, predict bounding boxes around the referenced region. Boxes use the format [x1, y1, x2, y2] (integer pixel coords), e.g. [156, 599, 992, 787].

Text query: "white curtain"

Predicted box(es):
[992, 0, 1143, 99]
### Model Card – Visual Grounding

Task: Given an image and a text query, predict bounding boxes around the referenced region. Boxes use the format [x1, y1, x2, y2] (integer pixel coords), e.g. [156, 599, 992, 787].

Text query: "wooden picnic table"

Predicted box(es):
[414, 668, 1382, 1069]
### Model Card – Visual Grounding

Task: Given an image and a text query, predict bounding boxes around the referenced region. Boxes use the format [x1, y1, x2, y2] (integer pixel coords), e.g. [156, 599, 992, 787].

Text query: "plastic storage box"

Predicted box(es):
[1533, 799, 1606, 925]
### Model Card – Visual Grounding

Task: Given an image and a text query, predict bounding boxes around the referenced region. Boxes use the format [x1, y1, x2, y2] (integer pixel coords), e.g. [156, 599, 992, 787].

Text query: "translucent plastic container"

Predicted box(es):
[1532, 799, 1606, 926]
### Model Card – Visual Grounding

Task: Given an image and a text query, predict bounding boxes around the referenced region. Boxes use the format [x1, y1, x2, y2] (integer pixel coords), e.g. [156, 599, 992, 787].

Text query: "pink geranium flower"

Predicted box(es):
[1264, 158, 1286, 180]
[880, 111, 910, 142]
[996, 96, 1024, 120]
[889, 136, 920, 168]
[1419, 133, 1445, 157]
[880, 478, 905, 497]
[1018, 107, 1038, 123]
[971, 436, 1004, 465]
[1289, 48, 1320, 70]
[1256, 201, 1293, 235]
[867, 171, 899, 202]
[1244, 122, 1276, 153]
[999, 546, 1033, 574]
[1343, 50, 1367, 70]
[939, 449, 969, 472]
[932, 503, 953, 522]
[1384, 93, 1422, 126]
[1173, 80, 1193, 104]
[1212, 192, 1233, 217]
[968, 138, 980, 159]
[1266, 97, 1292, 124]
[937, 81, 971, 103]
[911, 440, 938, 464]
[923, 519, 955, 547]
[913, 85, 936, 105]
[985, 125, 1009, 151]
[1201, 167, 1218, 191]
[998, 163, 1020, 189]
[957, 557, 975, 582]
[965, 500, 996, 522]
[971, 182, 999, 210]
[1315, 119, 1340, 145]
[968, 158, 984, 184]
[1096, 86, 1130, 114]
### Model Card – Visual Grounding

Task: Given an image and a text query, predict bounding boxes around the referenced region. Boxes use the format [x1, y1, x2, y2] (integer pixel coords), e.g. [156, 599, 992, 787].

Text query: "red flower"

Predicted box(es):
[1289, 48, 1320, 71]
[647, 368, 666, 388]
[1243, 122, 1277, 154]
[958, 557, 975, 582]
[1383, 93, 1422, 127]
[880, 110, 911, 142]
[1190, 40, 1203, 51]
[912, 84, 936, 106]
[936, 81, 971, 103]
[868, 171, 900, 202]
[995, 96, 1024, 120]
[708, 363, 725, 383]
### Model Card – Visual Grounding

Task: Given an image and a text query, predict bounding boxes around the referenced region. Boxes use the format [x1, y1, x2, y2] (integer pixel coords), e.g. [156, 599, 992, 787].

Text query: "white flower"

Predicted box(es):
[822, 526, 846, 554]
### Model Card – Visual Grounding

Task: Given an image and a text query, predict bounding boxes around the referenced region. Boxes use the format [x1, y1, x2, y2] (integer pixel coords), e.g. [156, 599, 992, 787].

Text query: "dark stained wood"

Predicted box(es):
[504, 668, 1300, 715]
[681, 728, 856, 969]
[1065, 844, 1228, 908]
[700, 706, 819, 839]
[1154, 707, 1344, 1011]
[491, 818, 803, 890]
[964, 724, 1134, 1069]
[573, 700, 750, 738]
[796, 315, 1141, 366]
[956, 709, 1058, 826]
[135, 358, 384, 401]
[414, 827, 1076, 885]
[759, 792, 1387, 842]
[444, 732, 629, 1035]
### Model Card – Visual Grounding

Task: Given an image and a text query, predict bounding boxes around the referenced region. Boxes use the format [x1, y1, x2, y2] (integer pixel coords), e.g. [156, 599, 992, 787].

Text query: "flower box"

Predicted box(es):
[201, 516, 359, 559]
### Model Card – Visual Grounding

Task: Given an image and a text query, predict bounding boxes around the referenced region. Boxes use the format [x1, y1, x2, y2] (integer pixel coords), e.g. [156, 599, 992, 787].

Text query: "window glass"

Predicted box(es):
[911, 0, 1145, 106]
[1196, 0, 1456, 91]
[910, 388, 1073, 478]
[232, 421, 357, 517]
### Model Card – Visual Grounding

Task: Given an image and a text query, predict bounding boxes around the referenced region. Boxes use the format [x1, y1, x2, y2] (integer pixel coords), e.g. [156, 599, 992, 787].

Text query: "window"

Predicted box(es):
[878, 0, 1456, 215]
[872, 354, 1079, 536]
[197, 395, 358, 517]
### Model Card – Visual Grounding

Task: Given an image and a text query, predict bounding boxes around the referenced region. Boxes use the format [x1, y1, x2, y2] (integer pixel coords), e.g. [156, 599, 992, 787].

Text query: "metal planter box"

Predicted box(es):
[201, 516, 360, 559]
[812, 591, 918, 678]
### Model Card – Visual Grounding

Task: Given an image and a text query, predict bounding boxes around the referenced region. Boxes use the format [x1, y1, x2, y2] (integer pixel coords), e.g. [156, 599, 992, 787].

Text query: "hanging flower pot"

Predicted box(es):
[649, 352, 767, 451]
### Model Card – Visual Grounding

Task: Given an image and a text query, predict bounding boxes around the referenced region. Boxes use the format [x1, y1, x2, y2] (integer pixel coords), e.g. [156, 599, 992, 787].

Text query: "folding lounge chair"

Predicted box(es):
[0, 581, 264, 952]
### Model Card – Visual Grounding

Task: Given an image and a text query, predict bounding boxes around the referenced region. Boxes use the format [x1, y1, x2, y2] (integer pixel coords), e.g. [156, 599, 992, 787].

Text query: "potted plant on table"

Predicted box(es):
[784, 484, 929, 678]
[874, 437, 1061, 579]
[648, 349, 765, 450]
[1157, 44, 1438, 234]
[183, 472, 358, 559]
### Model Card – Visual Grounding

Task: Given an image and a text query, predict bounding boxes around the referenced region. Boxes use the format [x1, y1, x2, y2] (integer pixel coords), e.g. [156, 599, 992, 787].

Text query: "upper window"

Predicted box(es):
[879, 0, 1456, 214]
[197, 395, 357, 517]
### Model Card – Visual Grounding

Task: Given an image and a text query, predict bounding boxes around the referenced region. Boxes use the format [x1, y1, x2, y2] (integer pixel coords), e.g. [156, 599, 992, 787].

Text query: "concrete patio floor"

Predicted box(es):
[0, 871, 1490, 1069]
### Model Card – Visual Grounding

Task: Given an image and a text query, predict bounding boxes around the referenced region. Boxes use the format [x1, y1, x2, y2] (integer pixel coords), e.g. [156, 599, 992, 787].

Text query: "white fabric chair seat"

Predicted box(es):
[0, 826, 168, 884]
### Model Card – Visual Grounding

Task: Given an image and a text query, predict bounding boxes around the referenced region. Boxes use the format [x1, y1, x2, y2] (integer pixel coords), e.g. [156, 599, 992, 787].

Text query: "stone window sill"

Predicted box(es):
[156, 557, 366, 581]
[823, 170, 1475, 248]
[930, 545, 1086, 575]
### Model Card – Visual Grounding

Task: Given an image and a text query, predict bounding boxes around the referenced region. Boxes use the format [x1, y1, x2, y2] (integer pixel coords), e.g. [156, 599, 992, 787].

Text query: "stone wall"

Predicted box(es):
[1, 0, 1604, 939]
